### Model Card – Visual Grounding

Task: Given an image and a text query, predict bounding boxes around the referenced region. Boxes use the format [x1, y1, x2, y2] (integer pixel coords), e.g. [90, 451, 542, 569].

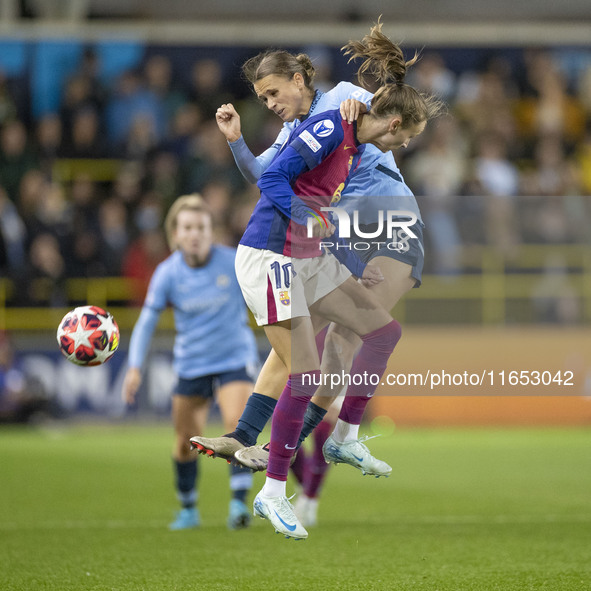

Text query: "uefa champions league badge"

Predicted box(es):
[313, 119, 334, 137]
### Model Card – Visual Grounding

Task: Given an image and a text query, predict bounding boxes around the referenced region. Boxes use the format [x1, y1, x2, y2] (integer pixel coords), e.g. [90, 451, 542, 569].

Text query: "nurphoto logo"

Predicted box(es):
[306, 207, 418, 253]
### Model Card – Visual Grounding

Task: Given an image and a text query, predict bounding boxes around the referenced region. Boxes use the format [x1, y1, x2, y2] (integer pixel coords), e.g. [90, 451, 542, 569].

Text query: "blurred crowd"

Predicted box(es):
[0, 46, 591, 309]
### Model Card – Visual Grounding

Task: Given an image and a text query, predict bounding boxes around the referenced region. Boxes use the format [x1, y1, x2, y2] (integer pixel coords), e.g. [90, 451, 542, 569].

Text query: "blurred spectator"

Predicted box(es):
[121, 227, 168, 305]
[105, 70, 166, 151]
[161, 102, 203, 159]
[59, 106, 107, 158]
[302, 45, 335, 92]
[0, 120, 39, 203]
[109, 161, 144, 211]
[0, 331, 61, 424]
[407, 52, 456, 102]
[0, 70, 18, 126]
[456, 62, 518, 148]
[38, 183, 71, 240]
[188, 58, 233, 119]
[16, 169, 50, 236]
[121, 192, 170, 305]
[98, 197, 129, 275]
[132, 191, 164, 237]
[62, 173, 104, 276]
[201, 180, 234, 244]
[520, 196, 570, 245]
[67, 229, 105, 277]
[181, 119, 246, 193]
[578, 63, 591, 115]
[474, 132, 520, 197]
[523, 133, 580, 197]
[35, 113, 63, 172]
[59, 75, 98, 147]
[69, 172, 100, 233]
[531, 254, 581, 324]
[144, 54, 187, 126]
[21, 232, 68, 306]
[20, 180, 71, 249]
[123, 113, 159, 160]
[406, 117, 467, 275]
[143, 151, 182, 210]
[515, 51, 586, 147]
[76, 47, 107, 113]
[575, 127, 591, 195]
[0, 224, 5, 271]
[0, 186, 27, 273]
[472, 132, 521, 256]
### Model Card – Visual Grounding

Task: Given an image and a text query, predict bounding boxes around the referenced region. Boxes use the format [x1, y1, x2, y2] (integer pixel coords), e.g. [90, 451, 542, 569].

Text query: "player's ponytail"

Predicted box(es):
[343, 18, 445, 127]
[342, 18, 417, 88]
[242, 50, 316, 90]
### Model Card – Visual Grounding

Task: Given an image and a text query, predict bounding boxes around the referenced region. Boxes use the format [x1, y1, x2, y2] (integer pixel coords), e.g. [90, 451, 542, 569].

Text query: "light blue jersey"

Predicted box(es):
[128, 246, 258, 379]
[229, 81, 421, 221]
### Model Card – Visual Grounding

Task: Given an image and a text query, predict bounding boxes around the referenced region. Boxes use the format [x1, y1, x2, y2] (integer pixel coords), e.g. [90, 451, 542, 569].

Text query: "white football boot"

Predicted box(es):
[322, 434, 392, 477]
[253, 491, 308, 540]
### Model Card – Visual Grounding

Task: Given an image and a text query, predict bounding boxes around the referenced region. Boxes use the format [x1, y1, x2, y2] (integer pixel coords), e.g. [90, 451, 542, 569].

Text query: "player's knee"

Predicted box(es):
[363, 319, 402, 352]
[177, 433, 194, 456]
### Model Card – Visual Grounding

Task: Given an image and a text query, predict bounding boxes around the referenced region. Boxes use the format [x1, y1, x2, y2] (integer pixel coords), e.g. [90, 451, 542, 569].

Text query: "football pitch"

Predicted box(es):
[1, 423, 590, 591]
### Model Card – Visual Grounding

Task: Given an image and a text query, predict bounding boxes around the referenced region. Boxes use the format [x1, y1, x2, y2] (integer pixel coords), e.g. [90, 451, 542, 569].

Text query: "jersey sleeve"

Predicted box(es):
[324, 81, 374, 110]
[228, 124, 291, 183]
[127, 263, 169, 369]
[127, 306, 162, 369]
[257, 115, 345, 226]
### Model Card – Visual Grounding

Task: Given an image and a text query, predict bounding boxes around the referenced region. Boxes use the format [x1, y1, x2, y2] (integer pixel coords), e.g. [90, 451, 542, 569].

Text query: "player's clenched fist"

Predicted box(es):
[216, 103, 242, 143]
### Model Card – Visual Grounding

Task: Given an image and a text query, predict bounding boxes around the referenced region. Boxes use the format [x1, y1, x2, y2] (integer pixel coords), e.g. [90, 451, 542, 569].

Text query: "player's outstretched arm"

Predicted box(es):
[122, 367, 142, 404]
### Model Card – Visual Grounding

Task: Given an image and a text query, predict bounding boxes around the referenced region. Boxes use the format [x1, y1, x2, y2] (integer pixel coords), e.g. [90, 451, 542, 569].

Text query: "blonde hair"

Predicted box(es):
[343, 19, 445, 126]
[164, 193, 212, 250]
[242, 50, 316, 91]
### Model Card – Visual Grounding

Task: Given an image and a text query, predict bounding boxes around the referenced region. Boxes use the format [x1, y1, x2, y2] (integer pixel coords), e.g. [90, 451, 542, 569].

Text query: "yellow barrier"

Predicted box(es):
[52, 158, 122, 182]
[1, 243, 591, 330]
[371, 327, 591, 426]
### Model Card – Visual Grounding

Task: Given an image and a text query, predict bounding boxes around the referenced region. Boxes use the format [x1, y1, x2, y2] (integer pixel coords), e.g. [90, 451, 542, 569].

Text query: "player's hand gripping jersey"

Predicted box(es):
[239, 109, 366, 277]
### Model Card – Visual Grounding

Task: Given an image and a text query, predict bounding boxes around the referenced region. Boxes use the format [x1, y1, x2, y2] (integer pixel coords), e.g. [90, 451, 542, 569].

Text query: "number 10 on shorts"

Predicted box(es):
[270, 261, 293, 289]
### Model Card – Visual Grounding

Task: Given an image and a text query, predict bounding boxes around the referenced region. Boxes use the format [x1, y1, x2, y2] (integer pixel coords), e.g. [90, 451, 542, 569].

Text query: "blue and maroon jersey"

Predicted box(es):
[240, 109, 365, 269]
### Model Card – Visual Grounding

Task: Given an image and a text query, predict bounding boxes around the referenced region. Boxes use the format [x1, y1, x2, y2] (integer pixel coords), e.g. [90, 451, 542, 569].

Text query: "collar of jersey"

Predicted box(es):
[300, 89, 324, 122]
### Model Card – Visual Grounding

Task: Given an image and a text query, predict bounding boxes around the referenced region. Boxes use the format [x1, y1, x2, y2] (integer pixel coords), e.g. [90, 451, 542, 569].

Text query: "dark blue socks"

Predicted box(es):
[174, 459, 197, 508]
[297, 402, 328, 449]
[233, 392, 278, 446]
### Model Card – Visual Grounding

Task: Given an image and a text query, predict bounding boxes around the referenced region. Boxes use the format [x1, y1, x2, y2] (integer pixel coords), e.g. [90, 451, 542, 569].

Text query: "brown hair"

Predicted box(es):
[242, 50, 316, 91]
[343, 19, 445, 126]
[164, 193, 212, 250]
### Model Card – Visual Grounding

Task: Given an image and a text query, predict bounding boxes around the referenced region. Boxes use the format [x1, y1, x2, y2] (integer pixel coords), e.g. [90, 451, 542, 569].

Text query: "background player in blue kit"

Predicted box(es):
[193, 21, 442, 527]
[122, 194, 258, 531]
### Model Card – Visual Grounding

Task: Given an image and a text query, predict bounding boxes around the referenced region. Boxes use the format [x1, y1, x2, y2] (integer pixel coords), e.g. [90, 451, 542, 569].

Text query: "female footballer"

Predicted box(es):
[122, 194, 258, 531]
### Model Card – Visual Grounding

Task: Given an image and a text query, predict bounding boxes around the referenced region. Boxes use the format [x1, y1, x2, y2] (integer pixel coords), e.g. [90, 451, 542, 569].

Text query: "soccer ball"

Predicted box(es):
[57, 305, 120, 366]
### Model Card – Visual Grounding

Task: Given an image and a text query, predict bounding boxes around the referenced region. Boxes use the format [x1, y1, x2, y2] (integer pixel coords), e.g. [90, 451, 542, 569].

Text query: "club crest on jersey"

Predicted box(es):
[313, 120, 334, 137]
[216, 274, 230, 288]
[279, 291, 290, 306]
